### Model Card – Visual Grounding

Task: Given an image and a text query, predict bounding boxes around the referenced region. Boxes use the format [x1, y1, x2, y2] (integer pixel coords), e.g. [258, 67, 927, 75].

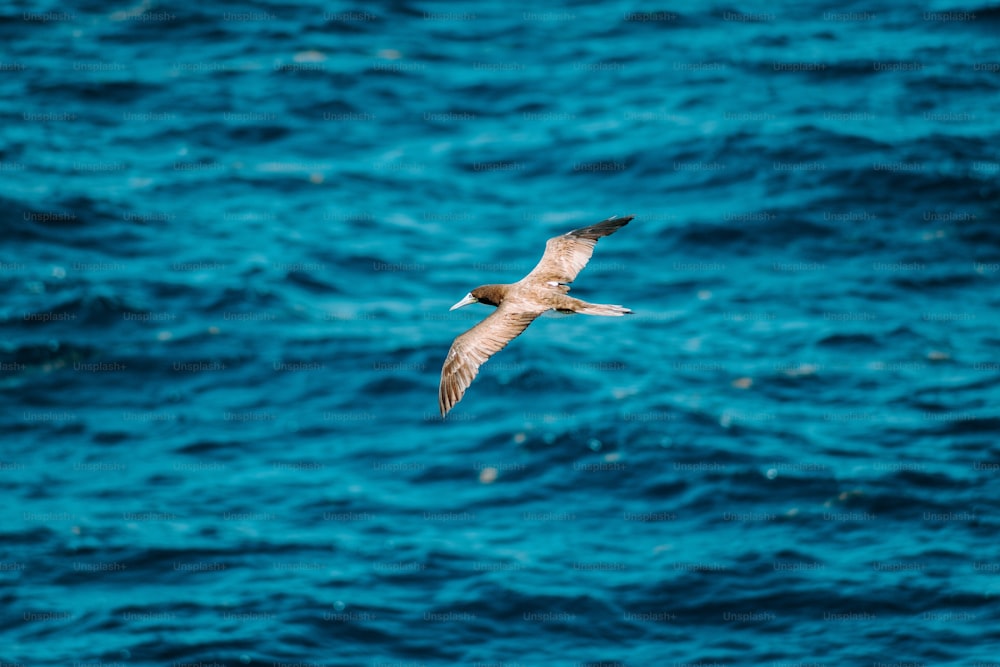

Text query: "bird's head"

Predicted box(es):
[450, 285, 504, 310]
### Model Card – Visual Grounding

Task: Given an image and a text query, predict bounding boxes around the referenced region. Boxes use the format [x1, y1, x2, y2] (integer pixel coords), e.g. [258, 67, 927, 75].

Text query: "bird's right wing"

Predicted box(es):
[524, 214, 633, 285]
[439, 305, 540, 417]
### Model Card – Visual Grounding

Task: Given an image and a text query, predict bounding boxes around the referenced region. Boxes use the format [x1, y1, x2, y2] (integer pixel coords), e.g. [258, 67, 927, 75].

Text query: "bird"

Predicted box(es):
[439, 214, 634, 418]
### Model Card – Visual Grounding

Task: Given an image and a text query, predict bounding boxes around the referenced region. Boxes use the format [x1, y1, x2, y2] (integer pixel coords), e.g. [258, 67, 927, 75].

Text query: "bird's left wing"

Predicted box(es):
[439, 304, 540, 417]
[524, 214, 633, 285]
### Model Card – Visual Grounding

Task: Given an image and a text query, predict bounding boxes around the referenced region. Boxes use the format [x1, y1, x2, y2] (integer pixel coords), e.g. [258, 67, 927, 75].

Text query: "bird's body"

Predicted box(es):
[439, 215, 634, 417]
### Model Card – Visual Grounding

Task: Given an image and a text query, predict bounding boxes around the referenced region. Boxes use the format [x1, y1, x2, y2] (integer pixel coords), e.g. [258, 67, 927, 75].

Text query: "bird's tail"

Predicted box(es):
[576, 301, 632, 316]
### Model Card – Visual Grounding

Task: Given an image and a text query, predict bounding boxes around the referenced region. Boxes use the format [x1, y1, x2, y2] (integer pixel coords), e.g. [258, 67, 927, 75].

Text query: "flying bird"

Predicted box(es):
[439, 214, 634, 418]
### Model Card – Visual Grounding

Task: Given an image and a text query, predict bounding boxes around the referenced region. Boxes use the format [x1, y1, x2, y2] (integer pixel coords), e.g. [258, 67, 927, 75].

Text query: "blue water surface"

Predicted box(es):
[2, 1, 999, 665]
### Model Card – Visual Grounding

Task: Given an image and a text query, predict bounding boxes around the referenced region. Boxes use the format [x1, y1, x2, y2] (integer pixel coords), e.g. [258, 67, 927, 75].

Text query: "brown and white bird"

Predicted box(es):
[439, 215, 634, 418]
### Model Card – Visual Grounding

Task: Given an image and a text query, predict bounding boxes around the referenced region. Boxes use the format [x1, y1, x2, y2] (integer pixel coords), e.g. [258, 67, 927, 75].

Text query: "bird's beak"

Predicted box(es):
[449, 293, 478, 311]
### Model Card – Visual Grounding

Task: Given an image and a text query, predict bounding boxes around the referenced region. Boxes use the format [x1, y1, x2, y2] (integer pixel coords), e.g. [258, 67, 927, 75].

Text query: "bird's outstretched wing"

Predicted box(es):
[524, 214, 633, 285]
[439, 305, 540, 417]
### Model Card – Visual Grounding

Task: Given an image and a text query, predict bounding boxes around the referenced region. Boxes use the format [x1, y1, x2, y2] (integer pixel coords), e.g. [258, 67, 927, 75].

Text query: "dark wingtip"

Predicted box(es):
[568, 214, 635, 239]
[599, 214, 634, 226]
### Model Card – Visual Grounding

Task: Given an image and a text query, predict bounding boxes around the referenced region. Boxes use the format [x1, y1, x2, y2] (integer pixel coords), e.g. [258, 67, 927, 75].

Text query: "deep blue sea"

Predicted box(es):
[2, 1, 999, 665]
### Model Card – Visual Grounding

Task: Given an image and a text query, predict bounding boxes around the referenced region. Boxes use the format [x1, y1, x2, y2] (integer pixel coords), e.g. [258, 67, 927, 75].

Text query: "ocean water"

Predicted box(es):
[2, 2, 999, 665]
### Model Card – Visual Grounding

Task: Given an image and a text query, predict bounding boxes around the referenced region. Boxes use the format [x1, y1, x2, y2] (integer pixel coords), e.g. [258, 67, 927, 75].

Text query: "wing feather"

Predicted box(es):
[524, 215, 633, 285]
[438, 305, 539, 417]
